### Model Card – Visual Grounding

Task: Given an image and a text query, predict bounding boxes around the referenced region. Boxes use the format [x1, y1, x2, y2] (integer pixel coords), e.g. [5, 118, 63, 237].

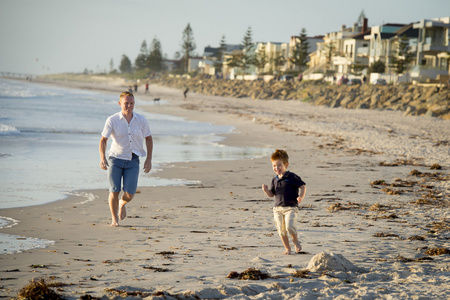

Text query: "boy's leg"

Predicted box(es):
[280, 235, 291, 255]
[285, 208, 301, 253]
[274, 207, 291, 254]
[291, 233, 302, 253]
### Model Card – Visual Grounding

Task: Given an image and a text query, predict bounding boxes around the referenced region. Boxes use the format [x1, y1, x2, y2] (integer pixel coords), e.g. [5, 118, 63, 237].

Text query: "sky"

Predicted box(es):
[1, 0, 449, 75]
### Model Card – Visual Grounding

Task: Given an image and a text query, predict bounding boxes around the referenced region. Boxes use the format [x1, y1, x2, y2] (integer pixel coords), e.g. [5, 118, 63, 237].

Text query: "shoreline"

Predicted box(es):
[0, 78, 449, 299]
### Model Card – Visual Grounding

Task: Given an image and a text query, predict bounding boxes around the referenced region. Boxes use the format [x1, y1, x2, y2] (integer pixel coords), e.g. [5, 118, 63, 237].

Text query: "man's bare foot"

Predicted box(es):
[294, 241, 302, 253]
[119, 200, 127, 220]
[110, 222, 119, 227]
[282, 250, 292, 255]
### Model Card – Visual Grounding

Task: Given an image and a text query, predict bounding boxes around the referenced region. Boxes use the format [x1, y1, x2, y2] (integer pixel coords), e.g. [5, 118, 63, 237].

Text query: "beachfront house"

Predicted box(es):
[363, 17, 450, 84]
[163, 59, 182, 73]
[305, 18, 369, 81]
[218, 44, 244, 79]
[254, 41, 289, 75]
[410, 17, 450, 83]
[187, 56, 203, 73]
[195, 47, 220, 76]
[364, 23, 415, 83]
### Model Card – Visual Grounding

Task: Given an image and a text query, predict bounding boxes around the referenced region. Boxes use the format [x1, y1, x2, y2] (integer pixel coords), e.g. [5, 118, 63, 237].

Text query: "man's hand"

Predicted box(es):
[143, 159, 152, 173]
[100, 159, 109, 170]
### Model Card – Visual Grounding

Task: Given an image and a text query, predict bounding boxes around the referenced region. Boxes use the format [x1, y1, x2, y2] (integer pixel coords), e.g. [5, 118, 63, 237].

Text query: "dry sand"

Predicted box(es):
[0, 78, 449, 299]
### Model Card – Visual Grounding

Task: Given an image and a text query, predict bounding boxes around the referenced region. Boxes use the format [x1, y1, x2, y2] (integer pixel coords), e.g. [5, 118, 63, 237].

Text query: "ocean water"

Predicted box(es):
[0, 78, 270, 254]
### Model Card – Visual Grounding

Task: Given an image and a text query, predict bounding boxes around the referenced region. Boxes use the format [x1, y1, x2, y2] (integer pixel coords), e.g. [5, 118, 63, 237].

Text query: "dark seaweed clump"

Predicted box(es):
[16, 278, 64, 300]
[227, 268, 270, 280]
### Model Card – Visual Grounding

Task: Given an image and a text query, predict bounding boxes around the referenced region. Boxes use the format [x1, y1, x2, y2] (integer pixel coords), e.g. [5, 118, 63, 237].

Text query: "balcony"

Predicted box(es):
[410, 65, 449, 82]
[357, 47, 369, 56]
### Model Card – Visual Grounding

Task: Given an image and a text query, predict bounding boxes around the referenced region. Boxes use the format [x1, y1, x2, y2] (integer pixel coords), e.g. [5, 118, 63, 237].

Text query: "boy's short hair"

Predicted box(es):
[271, 149, 289, 164]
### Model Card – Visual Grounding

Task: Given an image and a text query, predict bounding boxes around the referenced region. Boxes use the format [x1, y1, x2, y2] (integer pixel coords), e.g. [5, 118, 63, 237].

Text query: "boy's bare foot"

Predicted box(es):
[282, 250, 292, 255]
[110, 222, 119, 227]
[294, 241, 302, 253]
[119, 199, 127, 220]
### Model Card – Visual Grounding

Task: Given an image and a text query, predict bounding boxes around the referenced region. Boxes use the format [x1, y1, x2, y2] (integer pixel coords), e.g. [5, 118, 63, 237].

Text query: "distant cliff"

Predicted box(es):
[156, 77, 450, 120]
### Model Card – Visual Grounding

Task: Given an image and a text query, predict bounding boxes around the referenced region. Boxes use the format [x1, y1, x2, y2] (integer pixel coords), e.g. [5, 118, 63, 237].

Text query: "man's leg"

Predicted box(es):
[107, 156, 124, 227]
[109, 192, 121, 227]
[119, 192, 134, 220]
[120, 154, 140, 221]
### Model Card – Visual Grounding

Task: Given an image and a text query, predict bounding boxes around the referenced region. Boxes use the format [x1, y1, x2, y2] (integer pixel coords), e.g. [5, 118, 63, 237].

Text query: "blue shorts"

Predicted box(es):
[107, 154, 140, 194]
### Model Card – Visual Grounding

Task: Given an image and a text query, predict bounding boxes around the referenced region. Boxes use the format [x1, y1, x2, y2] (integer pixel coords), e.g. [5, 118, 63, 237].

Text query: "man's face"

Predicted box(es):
[119, 95, 135, 115]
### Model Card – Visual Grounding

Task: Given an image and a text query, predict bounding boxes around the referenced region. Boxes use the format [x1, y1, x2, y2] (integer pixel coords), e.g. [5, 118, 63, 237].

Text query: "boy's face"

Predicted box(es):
[272, 159, 288, 177]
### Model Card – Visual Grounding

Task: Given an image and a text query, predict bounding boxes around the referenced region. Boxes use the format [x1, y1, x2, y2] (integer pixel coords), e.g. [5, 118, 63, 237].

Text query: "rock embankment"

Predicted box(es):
[155, 77, 450, 120]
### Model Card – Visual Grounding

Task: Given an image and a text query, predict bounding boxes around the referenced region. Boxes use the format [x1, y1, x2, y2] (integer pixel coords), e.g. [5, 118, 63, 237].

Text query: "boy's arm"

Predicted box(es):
[262, 184, 274, 197]
[297, 185, 307, 204]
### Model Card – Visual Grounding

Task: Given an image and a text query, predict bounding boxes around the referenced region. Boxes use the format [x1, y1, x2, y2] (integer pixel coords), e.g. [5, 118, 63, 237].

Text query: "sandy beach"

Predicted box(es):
[0, 78, 449, 299]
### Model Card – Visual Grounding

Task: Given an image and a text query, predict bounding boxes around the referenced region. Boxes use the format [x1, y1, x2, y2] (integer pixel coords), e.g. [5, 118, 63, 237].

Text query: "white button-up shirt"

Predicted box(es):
[101, 112, 152, 160]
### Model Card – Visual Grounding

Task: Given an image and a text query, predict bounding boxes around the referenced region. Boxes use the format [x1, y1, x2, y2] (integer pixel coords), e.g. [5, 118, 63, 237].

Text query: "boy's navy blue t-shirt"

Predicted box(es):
[270, 171, 306, 207]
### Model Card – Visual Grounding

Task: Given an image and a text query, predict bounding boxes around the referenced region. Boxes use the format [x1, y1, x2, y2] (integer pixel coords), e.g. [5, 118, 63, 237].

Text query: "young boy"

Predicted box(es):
[262, 149, 307, 255]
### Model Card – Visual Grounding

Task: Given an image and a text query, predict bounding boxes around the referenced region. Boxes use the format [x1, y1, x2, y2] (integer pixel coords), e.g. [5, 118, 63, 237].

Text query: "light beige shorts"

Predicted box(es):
[273, 206, 299, 237]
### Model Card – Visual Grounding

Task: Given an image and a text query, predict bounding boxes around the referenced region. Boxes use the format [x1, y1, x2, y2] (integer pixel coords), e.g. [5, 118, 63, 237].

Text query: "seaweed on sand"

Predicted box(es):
[424, 247, 450, 256]
[16, 278, 65, 300]
[396, 255, 433, 263]
[292, 269, 311, 278]
[227, 268, 271, 280]
[104, 288, 151, 297]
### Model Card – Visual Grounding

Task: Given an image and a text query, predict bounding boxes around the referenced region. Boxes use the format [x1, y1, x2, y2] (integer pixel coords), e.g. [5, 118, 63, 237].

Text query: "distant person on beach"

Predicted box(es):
[134, 83, 138, 93]
[128, 86, 133, 93]
[145, 82, 149, 94]
[262, 149, 306, 255]
[183, 87, 189, 101]
[99, 91, 153, 227]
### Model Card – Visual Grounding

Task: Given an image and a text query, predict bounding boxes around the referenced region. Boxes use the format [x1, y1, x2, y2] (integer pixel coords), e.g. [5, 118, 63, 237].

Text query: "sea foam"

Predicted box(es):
[0, 123, 20, 136]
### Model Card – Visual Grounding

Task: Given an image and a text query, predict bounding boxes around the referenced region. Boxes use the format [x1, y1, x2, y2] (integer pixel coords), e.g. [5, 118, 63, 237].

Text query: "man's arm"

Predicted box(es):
[143, 135, 153, 173]
[99, 136, 109, 170]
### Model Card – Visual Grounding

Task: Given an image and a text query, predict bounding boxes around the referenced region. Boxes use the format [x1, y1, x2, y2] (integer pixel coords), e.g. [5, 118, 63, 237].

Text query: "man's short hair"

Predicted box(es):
[271, 149, 289, 164]
[120, 91, 134, 101]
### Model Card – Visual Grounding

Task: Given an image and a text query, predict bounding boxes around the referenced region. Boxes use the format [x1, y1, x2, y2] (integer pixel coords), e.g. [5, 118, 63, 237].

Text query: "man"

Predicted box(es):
[99, 91, 153, 227]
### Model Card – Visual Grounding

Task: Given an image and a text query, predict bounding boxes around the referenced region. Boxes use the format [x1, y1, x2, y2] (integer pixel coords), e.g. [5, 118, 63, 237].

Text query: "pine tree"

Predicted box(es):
[390, 35, 414, 74]
[180, 23, 196, 73]
[324, 42, 336, 68]
[357, 9, 366, 26]
[148, 37, 163, 72]
[135, 40, 149, 71]
[369, 60, 386, 74]
[228, 27, 255, 75]
[290, 28, 310, 72]
[213, 35, 226, 74]
[109, 58, 114, 73]
[240, 26, 255, 74]
[254, 44, 268, 75]
[271, 52, 285, 74]
[119, 55, 133, 73]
